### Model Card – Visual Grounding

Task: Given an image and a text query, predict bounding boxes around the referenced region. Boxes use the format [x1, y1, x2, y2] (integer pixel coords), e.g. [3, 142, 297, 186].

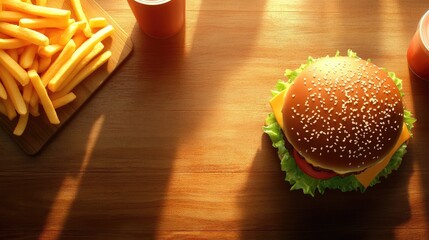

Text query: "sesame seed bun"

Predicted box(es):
[282, 56, 404, 174]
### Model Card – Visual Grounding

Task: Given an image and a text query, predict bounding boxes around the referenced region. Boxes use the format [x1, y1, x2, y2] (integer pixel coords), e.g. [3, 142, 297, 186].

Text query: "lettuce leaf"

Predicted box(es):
[263, 50, 416, 196]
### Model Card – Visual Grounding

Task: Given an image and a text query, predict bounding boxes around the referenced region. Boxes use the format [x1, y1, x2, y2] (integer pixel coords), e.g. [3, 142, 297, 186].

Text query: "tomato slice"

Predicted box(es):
[292, 149, 338, 180]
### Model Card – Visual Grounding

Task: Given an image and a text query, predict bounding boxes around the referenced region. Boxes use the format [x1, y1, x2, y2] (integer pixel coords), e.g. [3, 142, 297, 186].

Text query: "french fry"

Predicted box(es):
[22, 81, 33, 105]
[0, 81, 7, 100]
[0, 37, 30, 49]
[2, 0, 71, 20]
[38, 44, 63, 57]
[48, 24, 114, 92]
[0, 49, 30, 86]
[52, 92, 76, 109]
[29, 39, 76, 106]
[2, 98, 17, 120]
[13, 112, 29, 136]
[35, 0, 47, 7]
[67, 18, 76, 26]
[0, 11, 34, 23]
[53, 42, 104, 93]
[55, 50, 111, 96]
[0, 22, 49, 46]
[0, 64, 27, 115]
[29, 56, 38, 71]
[89, 17, 108, 29]
[28, 69, 59, 124]
[19, 17, 70, 29]
[37, 55, 51, 73]
[41, 39, 76, 86]
[70, 0, 92, 37]
[59, 21, 85, 45]
[28, 102, 39, 117]
[19, 44, 38, 69]
[29, 87, 38, 108]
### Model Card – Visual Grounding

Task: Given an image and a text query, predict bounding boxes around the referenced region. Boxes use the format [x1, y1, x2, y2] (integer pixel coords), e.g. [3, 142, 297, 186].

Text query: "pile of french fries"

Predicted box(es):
[0, 0, 114, 136]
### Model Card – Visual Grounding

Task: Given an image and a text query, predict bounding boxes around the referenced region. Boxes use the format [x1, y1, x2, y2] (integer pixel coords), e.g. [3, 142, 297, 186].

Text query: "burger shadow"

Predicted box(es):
[239, 134, 412, 239]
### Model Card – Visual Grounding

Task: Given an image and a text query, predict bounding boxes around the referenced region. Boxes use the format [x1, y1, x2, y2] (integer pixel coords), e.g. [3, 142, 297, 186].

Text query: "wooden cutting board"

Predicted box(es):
[0, 0, 133, 155]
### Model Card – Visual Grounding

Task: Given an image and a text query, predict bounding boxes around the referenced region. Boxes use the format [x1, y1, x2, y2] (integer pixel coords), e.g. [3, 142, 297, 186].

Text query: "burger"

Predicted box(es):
[263, 50, 415, 196]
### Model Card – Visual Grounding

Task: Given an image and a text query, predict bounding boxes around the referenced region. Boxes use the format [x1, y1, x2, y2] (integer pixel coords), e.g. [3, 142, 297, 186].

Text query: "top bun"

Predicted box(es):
[282, 57, 404, 174]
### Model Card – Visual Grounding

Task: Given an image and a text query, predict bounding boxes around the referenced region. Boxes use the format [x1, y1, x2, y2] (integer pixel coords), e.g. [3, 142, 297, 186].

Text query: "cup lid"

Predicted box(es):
[419, 10, 429, 53]
[134, 0, 171, 5]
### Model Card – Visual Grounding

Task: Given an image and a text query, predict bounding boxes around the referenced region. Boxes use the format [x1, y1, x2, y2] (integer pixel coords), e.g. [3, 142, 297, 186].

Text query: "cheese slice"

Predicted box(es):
[269, 89, 287, 130]
[355, 123, 410, 188]
[269, 89, 411, 188]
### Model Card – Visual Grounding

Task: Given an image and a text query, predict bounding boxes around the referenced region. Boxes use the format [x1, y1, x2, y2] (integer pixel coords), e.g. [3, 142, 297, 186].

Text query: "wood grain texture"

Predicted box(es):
[0, 0, 429, 239]
[0, 0, 133, 155]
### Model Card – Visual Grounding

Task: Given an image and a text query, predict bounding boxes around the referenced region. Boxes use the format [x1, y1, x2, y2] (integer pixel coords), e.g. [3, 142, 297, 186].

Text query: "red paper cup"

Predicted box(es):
[127, 0, 185, 39]
[407, 10, 429, 80]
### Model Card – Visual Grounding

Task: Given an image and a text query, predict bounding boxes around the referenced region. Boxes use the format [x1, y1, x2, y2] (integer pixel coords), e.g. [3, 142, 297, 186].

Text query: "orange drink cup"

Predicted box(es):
[407, 10, 429, 80]
[127, 0, 185, 39]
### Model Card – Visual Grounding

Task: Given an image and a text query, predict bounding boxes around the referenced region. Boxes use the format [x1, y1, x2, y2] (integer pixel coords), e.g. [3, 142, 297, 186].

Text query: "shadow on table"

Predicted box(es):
[409, 69, 429, 235]
[238, 134, 412, 239]
[0, 109, 102, 239]
[48, 0, 267, 238]
[52, 25, 188, 239]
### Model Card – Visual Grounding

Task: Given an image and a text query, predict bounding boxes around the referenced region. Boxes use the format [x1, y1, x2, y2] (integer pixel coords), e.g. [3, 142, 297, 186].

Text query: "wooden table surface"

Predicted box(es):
[1, 0, 429, 239]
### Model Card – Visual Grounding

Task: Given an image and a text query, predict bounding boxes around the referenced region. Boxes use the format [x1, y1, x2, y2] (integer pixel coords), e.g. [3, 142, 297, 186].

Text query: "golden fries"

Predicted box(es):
[36, 0, 47, 7]
[0, 49, 30, 86]
[42, 39, 76, 86]
[22, 82, 33, 106]
[0, 38, 30, 49]
[57, 42, 104, 90]
[59, 21, 85, 45]
[48, 25, 114, 92]
[0, 11, 33, 23]
[55, 50, 111, 97]
[0, 64, 27, 115]
[13, 112, 29, 136]
[19, 17, 70, 29]
[70, 0, 92, 37]
[0, 22, 49, 46]
[52, 92, 76, 109]
[38, 44, 63, 57]
[38, 55, 51, 73]
[2, 0, 70, 20]
[0, 0, 114, 136]
[28, 70, 59, 125]
[19, 44, 38, 69]
[89, 17, 108, 29]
